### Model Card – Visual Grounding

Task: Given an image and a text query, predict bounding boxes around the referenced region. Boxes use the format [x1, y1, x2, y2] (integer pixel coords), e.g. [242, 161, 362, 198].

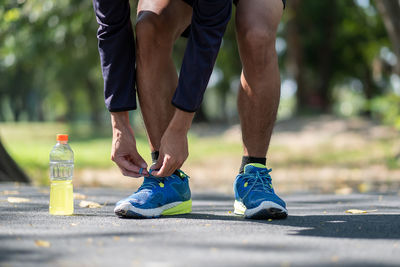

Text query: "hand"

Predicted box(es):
[111, 112, 148, 178]
[151, 127, 189, 177]
[151, 109, 195, 177]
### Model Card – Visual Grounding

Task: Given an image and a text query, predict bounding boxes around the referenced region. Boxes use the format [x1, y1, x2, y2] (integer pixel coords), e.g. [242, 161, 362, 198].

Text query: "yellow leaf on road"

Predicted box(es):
[35, 240, 51, 248]
[79, 200, 102, 208]
[7, 197, 30, 203]
[345, 209, 378, 214]
[346, 209, 366, 214]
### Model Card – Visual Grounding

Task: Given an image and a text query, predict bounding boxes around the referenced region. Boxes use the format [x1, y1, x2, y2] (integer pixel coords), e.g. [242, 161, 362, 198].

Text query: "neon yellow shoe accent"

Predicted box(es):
[244, 182, 248, 187]
[162, 199, 192, 216]
[247, 163, 266, 168]
[159, 182, 164, 188]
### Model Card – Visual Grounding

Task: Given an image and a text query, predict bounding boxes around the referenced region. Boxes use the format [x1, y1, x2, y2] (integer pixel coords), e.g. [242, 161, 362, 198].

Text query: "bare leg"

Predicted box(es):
[236, 0, 283, 158]
[136, 0, 192, 152]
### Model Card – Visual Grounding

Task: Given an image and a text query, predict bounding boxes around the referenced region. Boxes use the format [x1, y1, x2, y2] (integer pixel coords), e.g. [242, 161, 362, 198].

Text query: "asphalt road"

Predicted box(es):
[1, 183, 400, 267]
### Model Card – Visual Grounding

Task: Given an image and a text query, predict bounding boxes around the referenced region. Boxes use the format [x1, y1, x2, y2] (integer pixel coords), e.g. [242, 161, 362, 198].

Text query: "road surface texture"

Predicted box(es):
[1, 183, 399, 267]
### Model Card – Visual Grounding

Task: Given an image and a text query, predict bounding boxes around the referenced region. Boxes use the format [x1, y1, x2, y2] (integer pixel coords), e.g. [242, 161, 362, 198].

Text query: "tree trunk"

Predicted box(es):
[375, 0, 400, 75]
[286, 0, 306, 113]
[0, 139, 30, 183]
[315, 0, 337, 112]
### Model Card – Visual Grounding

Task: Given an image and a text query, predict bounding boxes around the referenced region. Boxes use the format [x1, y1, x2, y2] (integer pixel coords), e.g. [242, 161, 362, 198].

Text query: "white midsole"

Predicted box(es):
[234, 200, 287, 217]
[114, 201, 183, 217]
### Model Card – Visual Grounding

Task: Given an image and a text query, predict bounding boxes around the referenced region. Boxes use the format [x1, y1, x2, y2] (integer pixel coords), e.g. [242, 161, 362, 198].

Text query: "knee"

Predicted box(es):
[135, 13, 175, 50]
[240, 26, 277, 57]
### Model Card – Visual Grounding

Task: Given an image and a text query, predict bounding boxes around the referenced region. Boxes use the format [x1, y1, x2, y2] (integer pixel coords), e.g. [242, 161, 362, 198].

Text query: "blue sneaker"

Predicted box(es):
[234, 163, 287, 219]
[114, 170, 192, 218]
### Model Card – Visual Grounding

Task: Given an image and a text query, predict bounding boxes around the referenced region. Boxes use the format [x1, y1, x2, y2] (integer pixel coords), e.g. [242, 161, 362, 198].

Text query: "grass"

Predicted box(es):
[0, 122, 242, 185]
[268, 139, 398, 169]
[1, 119, 398, 188]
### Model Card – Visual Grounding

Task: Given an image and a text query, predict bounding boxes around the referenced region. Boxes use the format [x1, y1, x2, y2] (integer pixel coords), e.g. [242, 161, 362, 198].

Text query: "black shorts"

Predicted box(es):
[181, 0, 286, 37]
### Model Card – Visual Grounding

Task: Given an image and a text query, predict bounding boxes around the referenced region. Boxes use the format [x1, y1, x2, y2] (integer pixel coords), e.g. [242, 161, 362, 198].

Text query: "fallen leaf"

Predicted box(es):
[79, 200, 102, 208]
[7, 197, 30, 203]
[73, 193, 87, 200]
[346, 209, 366, 214]
[113, 236, 120, 241]
[35, 240, 51, 248]
[128, 237, 135, 242]
[345, 209, 378, 214]
[1, 190, 19, 195]
[204, 224, 211, 227]
[268, 219, 273, 222]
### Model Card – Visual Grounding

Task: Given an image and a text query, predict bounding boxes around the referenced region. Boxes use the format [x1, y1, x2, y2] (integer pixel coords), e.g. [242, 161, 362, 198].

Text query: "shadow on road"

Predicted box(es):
[272, 214, 400, 239]
[170, 212, 400, 240]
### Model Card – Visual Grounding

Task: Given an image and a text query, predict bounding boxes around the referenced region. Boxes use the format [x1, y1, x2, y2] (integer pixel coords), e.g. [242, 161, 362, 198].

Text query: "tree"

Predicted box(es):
[375, 0, 400, 75]
[284, 0, 388, 114]
[0, 139, 30, 183]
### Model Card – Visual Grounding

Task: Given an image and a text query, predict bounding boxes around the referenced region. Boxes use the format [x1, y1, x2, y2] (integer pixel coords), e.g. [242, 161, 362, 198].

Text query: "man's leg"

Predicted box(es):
[236, 0, 283, 163]
[113, 0, 193, 219]
[233, 0, 287, 219]
[135, 0, 192, 155]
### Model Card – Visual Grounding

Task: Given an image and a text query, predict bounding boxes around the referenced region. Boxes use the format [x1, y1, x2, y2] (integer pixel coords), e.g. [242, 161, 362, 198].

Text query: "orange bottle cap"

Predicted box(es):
[57, 134, 68, 141]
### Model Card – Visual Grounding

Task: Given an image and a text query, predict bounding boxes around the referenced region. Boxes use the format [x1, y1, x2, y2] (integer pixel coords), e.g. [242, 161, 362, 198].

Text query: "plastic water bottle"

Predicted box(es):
[49, 134, 74, 215]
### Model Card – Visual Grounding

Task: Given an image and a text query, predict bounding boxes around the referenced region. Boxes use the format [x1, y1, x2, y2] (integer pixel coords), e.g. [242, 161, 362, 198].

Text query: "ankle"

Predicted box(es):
[239, 156, 266, 173]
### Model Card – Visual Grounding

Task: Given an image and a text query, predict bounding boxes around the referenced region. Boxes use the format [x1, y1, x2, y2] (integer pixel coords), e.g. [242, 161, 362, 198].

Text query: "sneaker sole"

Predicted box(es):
[114, 199, 192, 219]
[234, 200, 288, 220]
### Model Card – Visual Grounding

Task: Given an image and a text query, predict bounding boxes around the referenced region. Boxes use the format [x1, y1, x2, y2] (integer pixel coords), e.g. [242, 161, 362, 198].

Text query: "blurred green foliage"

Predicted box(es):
[0, 122, 242, 185]
[0, 0, 399, 126]
[371, 94, 400, 130]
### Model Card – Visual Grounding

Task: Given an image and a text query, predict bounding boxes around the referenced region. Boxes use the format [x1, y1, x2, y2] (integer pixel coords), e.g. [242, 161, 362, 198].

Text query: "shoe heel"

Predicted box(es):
[234, 200, 246, 215]
[162, 199, 192, 216]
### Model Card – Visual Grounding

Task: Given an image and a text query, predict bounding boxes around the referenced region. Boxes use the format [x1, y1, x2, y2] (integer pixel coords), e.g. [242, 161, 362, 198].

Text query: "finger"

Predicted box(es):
[126, 156, 149, 176]
[114, 156, 142, 173]
[150, 158, 163, 172]
[118, 167, 142, 178]
[153, 157, 177, 177]
[151, 155, 169, 177]
[131, 153, 148, 169]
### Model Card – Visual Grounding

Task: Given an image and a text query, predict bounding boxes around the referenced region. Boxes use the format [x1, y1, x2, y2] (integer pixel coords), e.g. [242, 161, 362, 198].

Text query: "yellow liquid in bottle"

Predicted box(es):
[49, 180, 74, 215]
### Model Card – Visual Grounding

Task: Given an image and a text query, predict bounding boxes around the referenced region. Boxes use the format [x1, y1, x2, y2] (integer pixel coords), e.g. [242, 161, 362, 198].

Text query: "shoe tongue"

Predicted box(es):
[244, 163, 266, 174]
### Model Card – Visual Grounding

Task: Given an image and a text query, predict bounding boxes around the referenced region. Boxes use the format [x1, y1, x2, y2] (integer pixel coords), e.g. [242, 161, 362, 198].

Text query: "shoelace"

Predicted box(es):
[138, 170, 187, 191]
[138, 176, 170, 190]
[241, 168, 273, 200]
